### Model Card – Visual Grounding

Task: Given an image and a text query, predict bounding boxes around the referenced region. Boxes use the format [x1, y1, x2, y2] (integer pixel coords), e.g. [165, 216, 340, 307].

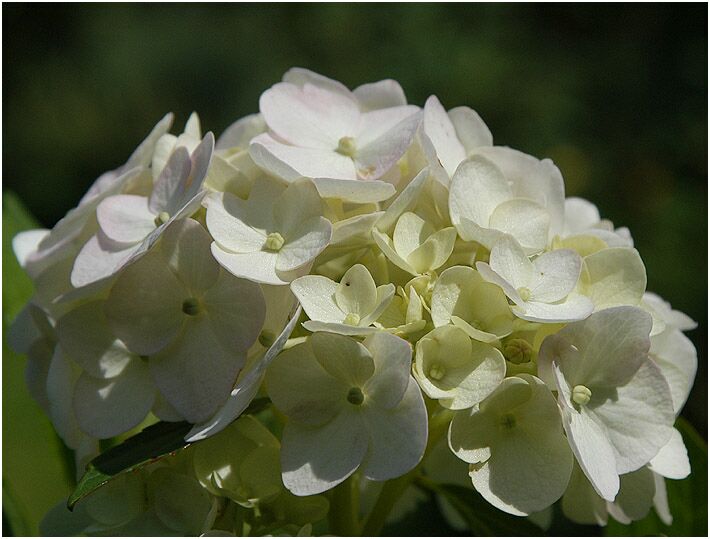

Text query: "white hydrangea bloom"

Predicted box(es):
[250, 68, 421, 203]
[265, 332, 427, 495]
[476, 235, 594, 323]
[448, 149, 565, 253]
[291, 264, 394, 335]
[206, 177, 332, 285]
[104, 218, 266, 422]
[538, 307, 675, 501]
[449, 375, 573, 515]
[372, 211, 457, 277]
[71, 132, 215, 287]
[430, 265, 514, 343]
[413, 325, 505, 409]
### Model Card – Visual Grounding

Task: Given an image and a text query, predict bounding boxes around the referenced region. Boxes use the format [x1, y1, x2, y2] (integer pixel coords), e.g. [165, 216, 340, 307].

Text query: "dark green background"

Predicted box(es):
[3, 0, 707, 510]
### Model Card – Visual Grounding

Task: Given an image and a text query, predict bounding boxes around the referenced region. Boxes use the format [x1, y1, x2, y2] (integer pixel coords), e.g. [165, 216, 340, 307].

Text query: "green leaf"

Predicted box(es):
[2, 192, 75, 535]
[68, 397, 272, 509]
[68, 420, 193, 509]
[605, 417, 707, 536]
[416, 477, 544, 536]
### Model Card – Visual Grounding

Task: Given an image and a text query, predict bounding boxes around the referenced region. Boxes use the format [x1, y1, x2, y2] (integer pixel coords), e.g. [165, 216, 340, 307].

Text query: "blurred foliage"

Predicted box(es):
[2, 194, 75, 536]
[2, 3, 707, 536]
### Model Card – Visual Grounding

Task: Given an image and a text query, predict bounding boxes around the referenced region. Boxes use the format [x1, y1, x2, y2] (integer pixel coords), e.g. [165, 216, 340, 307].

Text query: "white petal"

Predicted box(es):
[648, 427, 690, 479]
[73, 359, 155, 439]
[161, 218, 220, 292]
[362, 332, 413, 409]
[357, 105, 420, 148]
[554, 364, 620, 501]
[46, 349, 85, 449]
[96, 194, 155, 244]
[372, 228, 417, 275]
[513, 294, 594, 323]
[70, 232, 140, 288]
[353, 79, 407, 110]
[202, 271, 265, 353]
[57, 300, 133, 379]
[488, 198, 550, 253]
[334, 264, 378, 317]
[563, 197, 601, 236]
[291, 275, 343, 323]
[105, 249, 186, 356]
[124, 112, 175, 170]
[211, 247, 288, 285]
[448, 106, 493, 151]
[607, 467, 656, 523]
[302, 321, 381, 336]
[216, 113, 266, 150]
[274, 178, 324, 235]
[280, 409, 368, 496]
[265, 339, 348, 426]
[312, 177, 396, 203]
[12, 229, 49, 268]
[354, 111, 422, 180]
[530, 249, 582, 303]
[361, 379, 427, 480]
[277, 216, 332, 272]
[487, 235, 534, 291]
[538, 306, 653, 388]
[376, 167, 429, 234]
[250, 134, 357, 181]
[360, 284, 396, 327]
[150, 316, 244, 423]
[205, 192, 267, 253]
[310, 332, 375, 387]
[393, 212, 432, 260]
[590, 360, 674, 474]
[407, 226, 457, 273]
[581, 248, 646, 310]
[652, 473, 673, 525]
[282, 67, 352, 97]
[423, 95, 466, 178]
[260, 82, 359, 148]
[149, 147, 193, 214]
[449, 155, 511, 230]
[651, 329, 697, 414]
[476, 260, 525, 305]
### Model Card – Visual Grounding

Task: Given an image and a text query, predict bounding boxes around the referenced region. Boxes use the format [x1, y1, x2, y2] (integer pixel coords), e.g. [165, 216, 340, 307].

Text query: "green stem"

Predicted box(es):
[360, 468, 418, 536]
[329, 474, 361, 536]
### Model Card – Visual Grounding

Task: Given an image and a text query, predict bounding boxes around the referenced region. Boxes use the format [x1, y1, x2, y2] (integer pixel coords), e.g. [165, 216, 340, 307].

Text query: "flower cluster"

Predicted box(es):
[12, 68, 697, 534]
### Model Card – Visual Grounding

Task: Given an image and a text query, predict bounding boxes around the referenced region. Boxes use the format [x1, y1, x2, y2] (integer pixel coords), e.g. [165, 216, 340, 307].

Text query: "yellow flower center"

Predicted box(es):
[572, 385, 592, 406]
[264, 232, 285, 251]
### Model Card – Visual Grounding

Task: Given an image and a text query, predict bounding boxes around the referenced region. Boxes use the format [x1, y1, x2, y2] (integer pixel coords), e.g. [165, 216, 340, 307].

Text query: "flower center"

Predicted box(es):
[500, 413, 517, 430]
[517, 287, 532, 302]
[572, 385, 592, 406]
[264, 232, 285, 252]
[182, 297, 201, 316]
[154, 211, 171, 227]
[346, 387, 365, 406]
[428, 364, 446, 381]
[336, 136, 357, 157]
[343, 313, 361, 326]
[503, 339, 533, 364]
